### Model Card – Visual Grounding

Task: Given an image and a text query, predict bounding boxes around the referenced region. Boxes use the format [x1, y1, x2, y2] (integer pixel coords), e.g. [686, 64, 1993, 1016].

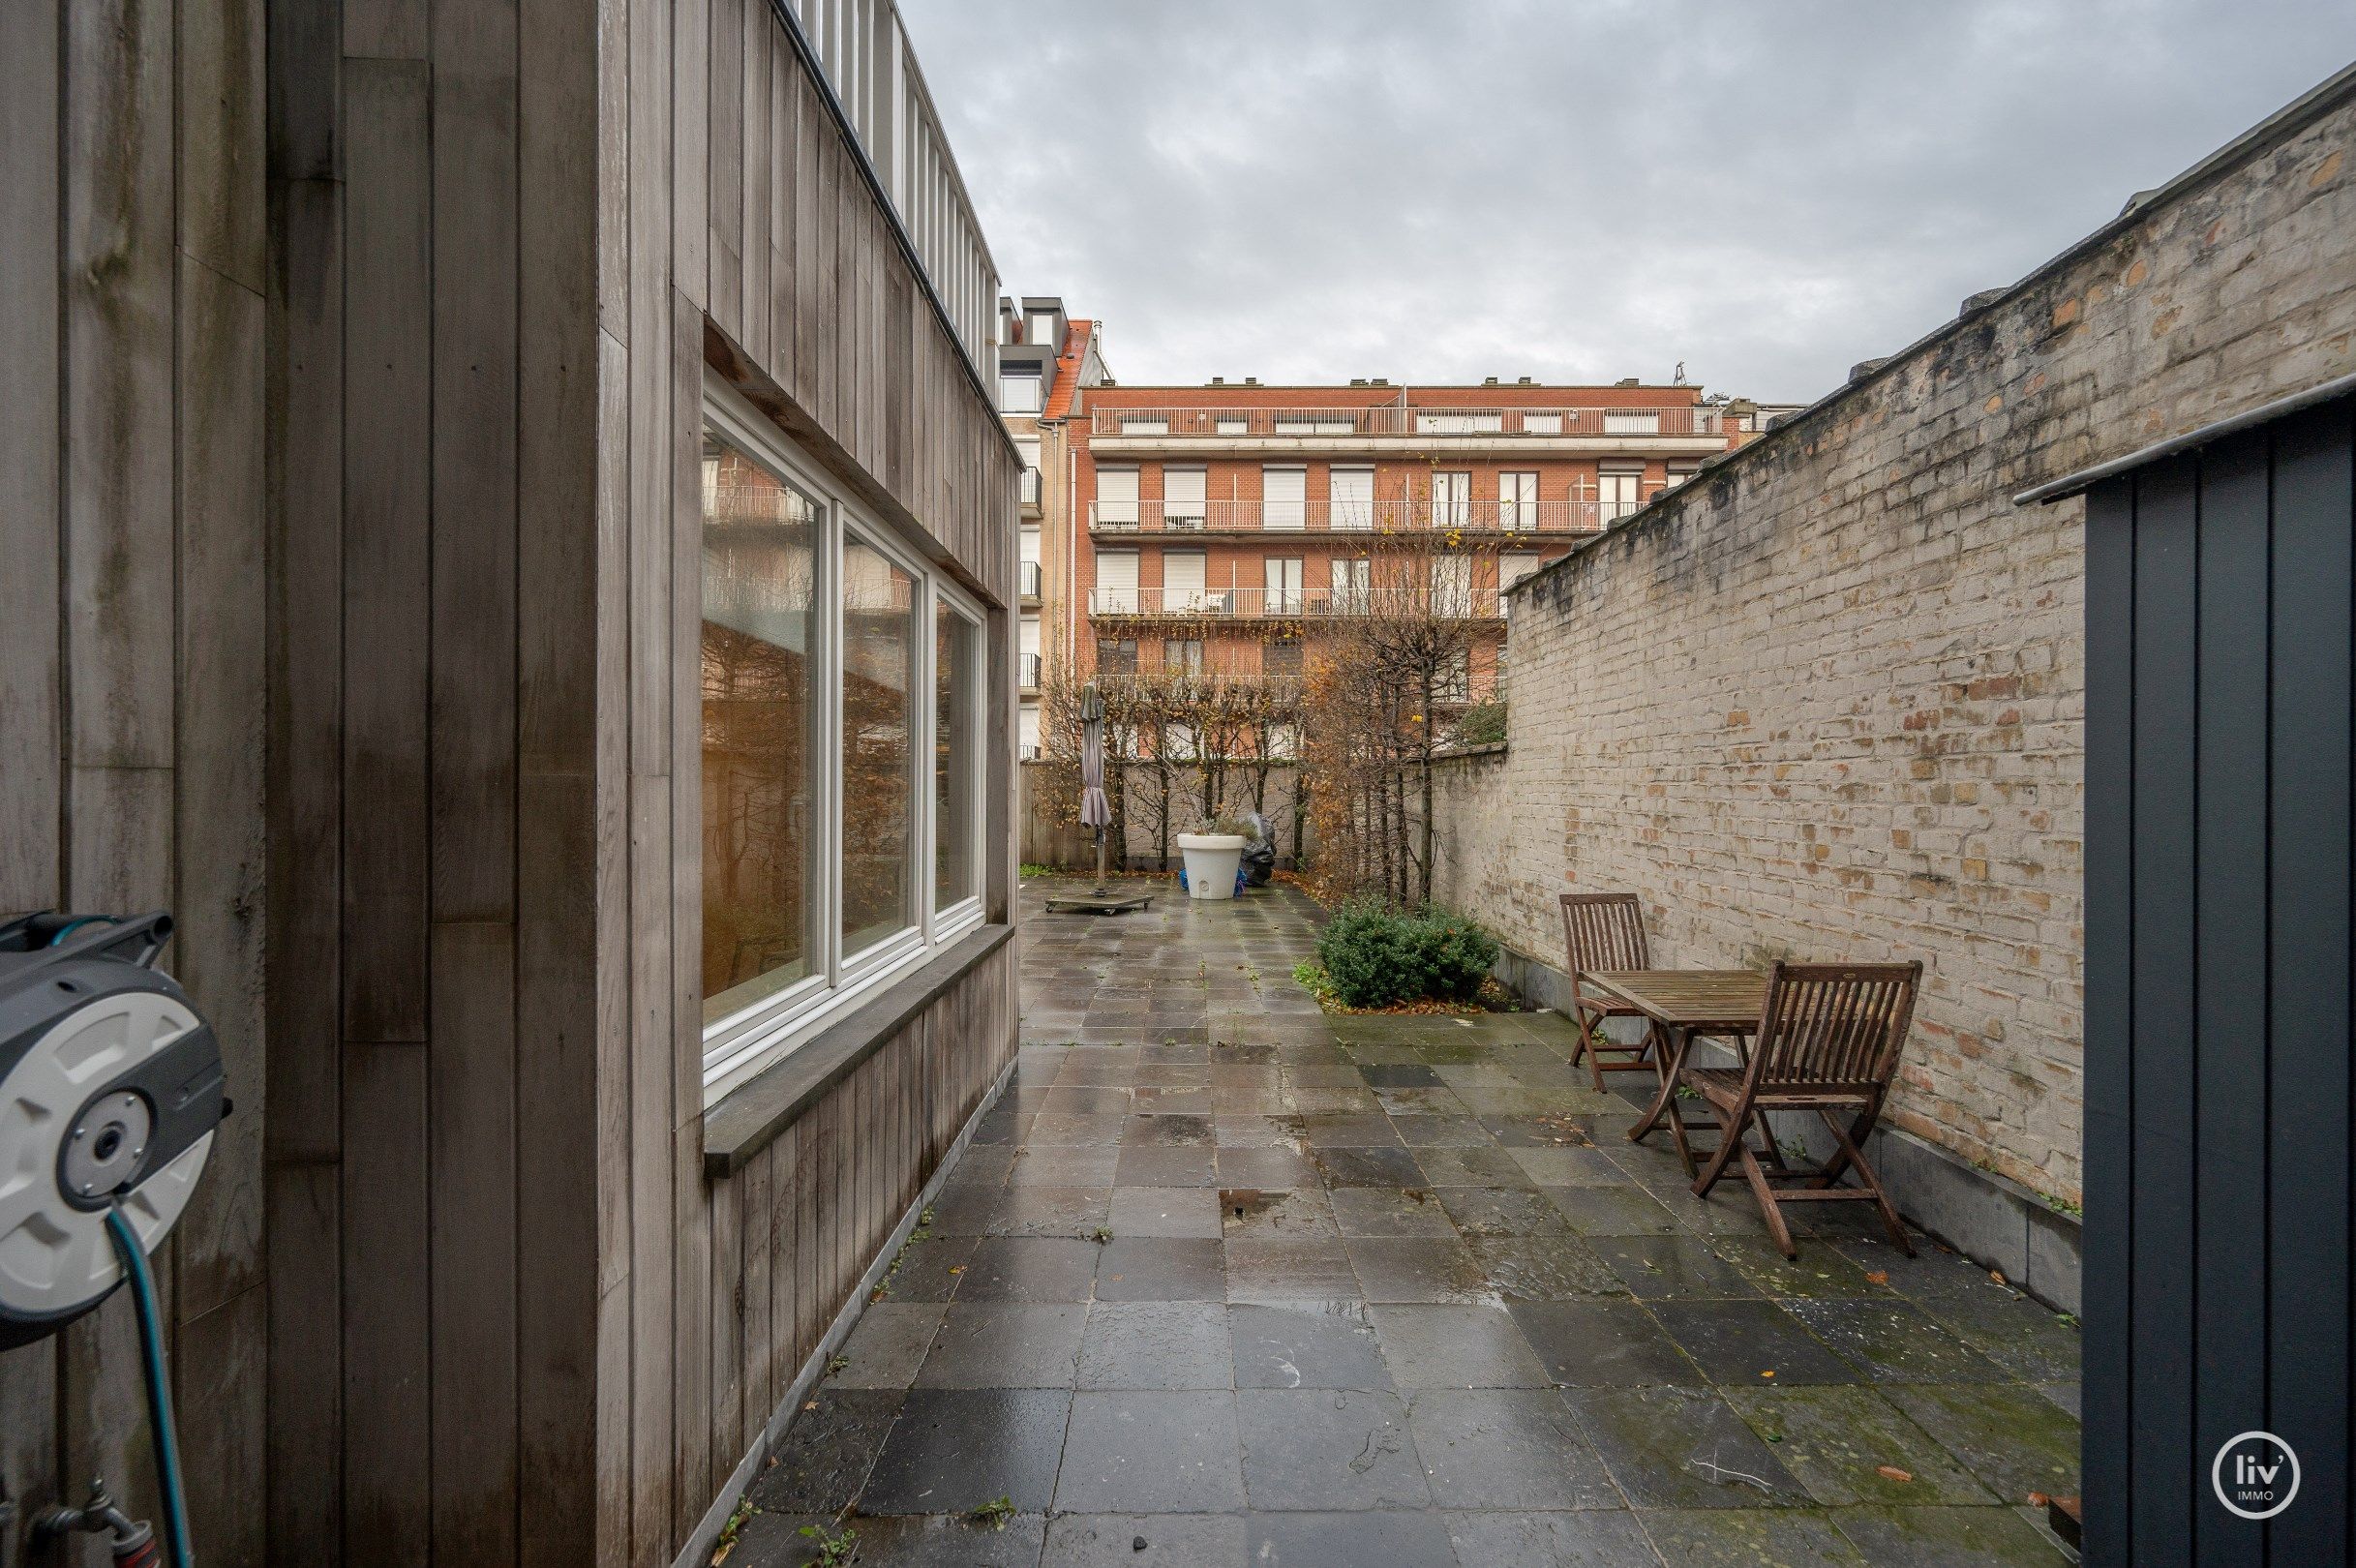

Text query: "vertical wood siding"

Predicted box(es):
[2081, 393, 2356, 1567]
[0, 0, 270, 1561]
[1, 0, 1011, 1560]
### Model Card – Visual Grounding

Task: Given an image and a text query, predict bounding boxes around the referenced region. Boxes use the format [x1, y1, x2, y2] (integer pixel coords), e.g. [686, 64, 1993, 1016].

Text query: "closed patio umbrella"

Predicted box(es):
[1079, 682, 1112, 891]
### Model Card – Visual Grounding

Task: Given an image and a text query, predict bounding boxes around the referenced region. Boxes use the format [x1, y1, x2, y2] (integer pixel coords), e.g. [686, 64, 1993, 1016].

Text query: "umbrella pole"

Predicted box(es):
[1094, 825, 1108, 896]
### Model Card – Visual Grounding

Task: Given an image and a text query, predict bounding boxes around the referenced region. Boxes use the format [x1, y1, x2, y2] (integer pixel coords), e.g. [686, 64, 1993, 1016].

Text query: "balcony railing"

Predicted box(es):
[1090, 406, 1723, 438]
[1020, 467, 1042, 506]
[1019, 559, 1042, 598]
[1019, 652, 1042, 688]
[1089, 498, 1638, 534]
[1088, 586, 1500, 620]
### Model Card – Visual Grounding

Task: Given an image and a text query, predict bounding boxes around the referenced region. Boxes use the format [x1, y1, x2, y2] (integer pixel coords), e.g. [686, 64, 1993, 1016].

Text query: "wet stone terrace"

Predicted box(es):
[731, 878, 2082, 1566]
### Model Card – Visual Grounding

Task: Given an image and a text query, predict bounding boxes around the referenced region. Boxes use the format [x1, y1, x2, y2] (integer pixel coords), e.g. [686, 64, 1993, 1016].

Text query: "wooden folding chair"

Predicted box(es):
[1682, 960, 1922, 1258]
[1559, 893, 1660, 1092]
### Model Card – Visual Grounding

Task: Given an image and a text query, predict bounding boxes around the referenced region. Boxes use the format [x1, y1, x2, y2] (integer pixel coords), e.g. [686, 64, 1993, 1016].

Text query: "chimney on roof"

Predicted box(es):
[1518, 376, 1533, 386]
[1210, 377, 1225, 386]
[1349, 377, 1367, 387]
[1615, 377, 1640, 388]
[1482, 376, 1498, 386]
[1371, 377, 1389, 387]
[1245, 377, 1260, 386]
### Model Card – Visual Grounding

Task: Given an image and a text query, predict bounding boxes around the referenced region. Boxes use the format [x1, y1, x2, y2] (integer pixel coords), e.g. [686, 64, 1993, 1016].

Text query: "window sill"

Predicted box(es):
[701, 921, 1013, 1180]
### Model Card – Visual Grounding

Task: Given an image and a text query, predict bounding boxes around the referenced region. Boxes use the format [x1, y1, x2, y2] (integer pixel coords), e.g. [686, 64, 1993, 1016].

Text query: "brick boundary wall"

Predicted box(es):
[1425, 75, 2356, 1210]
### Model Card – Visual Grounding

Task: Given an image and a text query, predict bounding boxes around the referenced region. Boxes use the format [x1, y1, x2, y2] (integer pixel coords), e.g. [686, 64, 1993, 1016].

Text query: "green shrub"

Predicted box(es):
[1315, 901, 1428, 1008]
[1412, 911, 1499, 1002]
[1314, 901, 1499, 1008]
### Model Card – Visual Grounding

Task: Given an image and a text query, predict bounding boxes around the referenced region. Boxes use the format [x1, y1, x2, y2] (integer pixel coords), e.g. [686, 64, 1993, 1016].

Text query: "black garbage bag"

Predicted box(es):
[1240, 812, 1278, 887]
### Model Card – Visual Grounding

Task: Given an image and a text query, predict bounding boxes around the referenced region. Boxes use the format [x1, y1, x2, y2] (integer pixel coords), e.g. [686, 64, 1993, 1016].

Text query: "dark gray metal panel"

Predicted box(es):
[2129, 456, 2200, 1566]
[2266, 401, 2352, 1568]
[2191, 431, 2270, 1568]
[2089, 390, 2356, 1564]
[2082, 476, 2137, 1568]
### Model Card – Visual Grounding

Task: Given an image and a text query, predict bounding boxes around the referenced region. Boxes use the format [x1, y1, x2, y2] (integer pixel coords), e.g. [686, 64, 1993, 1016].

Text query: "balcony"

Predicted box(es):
[1087, 586, 1501, 621]
[1019, 559, 1042, 600]
[1020, 465, 1042, 516]
[1088, 404, 1727, 455]
[1089, 498, 1640, 536]
[1019, 651, 1042, 690]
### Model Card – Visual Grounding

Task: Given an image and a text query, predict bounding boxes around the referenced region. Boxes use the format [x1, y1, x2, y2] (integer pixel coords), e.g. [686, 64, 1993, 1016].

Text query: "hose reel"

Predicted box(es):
[1, 911, 225, 1567]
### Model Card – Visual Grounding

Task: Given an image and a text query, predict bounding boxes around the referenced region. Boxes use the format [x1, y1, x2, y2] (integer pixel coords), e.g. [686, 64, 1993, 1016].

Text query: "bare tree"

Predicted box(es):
[1299, 473, 1497, 906]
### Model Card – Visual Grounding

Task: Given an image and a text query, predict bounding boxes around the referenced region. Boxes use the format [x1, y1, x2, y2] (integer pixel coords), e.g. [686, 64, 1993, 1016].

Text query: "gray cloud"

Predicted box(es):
[900, 0, 2354, 403]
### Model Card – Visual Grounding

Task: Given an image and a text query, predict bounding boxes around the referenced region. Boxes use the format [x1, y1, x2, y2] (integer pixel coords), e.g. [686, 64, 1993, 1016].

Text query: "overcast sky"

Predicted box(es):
[899, 0, 2354, 404]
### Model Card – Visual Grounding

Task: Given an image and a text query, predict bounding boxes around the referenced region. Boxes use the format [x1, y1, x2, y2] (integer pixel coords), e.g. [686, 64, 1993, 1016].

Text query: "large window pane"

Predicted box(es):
[935, 602, 979, 908]
[842, 536, 919, 954]
[701, 436, 820, 1022]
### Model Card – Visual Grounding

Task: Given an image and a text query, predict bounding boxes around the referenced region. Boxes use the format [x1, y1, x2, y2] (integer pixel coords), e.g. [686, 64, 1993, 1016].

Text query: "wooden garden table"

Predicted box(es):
[1581, 970, 1768, 1174]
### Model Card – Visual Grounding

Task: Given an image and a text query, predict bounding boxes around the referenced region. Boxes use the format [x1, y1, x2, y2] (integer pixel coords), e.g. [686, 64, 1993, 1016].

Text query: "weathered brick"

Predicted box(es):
[1424, 90, 2356, 1207]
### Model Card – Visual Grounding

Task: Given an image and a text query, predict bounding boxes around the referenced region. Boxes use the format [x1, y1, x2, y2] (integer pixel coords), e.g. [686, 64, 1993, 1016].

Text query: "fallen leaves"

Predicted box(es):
[1864, 1270, 1889, 1286]
[1876, 1464, 1916, 1484]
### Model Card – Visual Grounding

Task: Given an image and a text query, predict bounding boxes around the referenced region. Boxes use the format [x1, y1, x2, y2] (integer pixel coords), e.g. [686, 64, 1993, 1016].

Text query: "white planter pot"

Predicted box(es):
[1176, 833, 1247, 900]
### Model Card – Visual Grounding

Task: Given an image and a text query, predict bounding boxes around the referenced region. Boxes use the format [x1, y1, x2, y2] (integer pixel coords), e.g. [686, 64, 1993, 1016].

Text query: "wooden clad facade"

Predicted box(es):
[0, 0, 1019, 1562]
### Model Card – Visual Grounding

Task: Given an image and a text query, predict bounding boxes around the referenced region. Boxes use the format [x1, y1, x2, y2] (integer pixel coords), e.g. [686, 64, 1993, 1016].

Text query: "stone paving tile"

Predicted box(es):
[913, 1303, 1086, 1389]
[742, 882, 2078, 1567]
[1649, 1299, 1861, 1386]
[1443, 1509, 1662, 1567]
[1509, 1299, 1706, 1389]
[1223, 1237, 1358, 1302]
[1241, 1510, 1461, 1566]
[1305, 1144, 1426, 1187]
[1721, 1384, 1996, 1507]
[1785, 1299, 2009, 1384]
[827, 1302, 944, 1389]
[1054, 1391, 1246, 1513]
[861, 1387, 1072, 1514]
[1228, 1300, 1394, 1391]
[958, 1237, 1102, 1302]
[1832, 1504, 2073, 1567]
[812, 1513, 1050, 1566]
[1413, 1143, 1540, 1188]
[1408, 1387, 1618, 1509]
[1878, 1382, 2083, 1502]
[1544, 1185, 1683, 1237]
[1007, 1144, 1120, 1187]
[1370, 1303, 1554, 1388]
[1474, 1234, 1632, 1301]
[1565, 1385, 1813, 1509]
[750, 1387, 901, 1513]
[1236, 1387, 1431, 1510]
[1075, 1302, 1234, 1390]
[1331, 1184, 1458, 1238]
[1638, 1507, 1865, 1565]
[1095, 1237, 1225, 1302]
[1344, 1236, 1491, 1304]
[1108, 1186, 1223, 1239]
[1039, 1513, 1247, 1566]
[1590, 1234, 1766, 1299]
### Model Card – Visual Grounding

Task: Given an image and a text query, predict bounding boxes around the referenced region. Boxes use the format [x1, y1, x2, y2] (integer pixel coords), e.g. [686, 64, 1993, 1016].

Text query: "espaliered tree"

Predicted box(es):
[1036, 650, 1306, 872]
[1299, 506, 1496, 907]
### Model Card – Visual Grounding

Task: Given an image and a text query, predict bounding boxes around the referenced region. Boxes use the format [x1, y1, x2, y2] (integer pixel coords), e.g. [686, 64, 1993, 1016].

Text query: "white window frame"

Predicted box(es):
[999, 371, 1042, 414]
[700, 374, 988, 1104]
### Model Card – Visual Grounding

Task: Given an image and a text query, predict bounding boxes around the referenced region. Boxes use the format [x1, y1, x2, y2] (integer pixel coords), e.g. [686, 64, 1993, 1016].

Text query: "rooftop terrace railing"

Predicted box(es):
[1090, 406, 1724, 438]
[1088, 585, 1502, 620]
[1088, 498, 1629, 534]
[781, 0, 999, 377]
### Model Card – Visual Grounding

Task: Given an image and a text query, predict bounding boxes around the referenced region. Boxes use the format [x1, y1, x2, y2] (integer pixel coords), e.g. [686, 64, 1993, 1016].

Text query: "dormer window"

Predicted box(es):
[1027, 311, 1060, 349]
[999, 372, 1042, 414]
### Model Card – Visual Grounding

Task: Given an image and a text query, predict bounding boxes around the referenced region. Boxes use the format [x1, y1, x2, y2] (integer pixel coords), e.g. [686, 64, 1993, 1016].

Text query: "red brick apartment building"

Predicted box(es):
[1039, 376, 1761, 716]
